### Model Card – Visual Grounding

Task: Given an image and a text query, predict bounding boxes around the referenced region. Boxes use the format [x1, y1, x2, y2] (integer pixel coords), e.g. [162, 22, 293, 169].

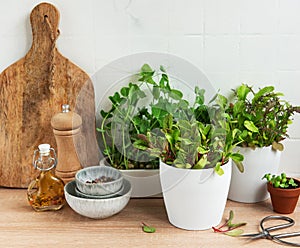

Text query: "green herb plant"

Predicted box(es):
[98, 64, 189, 170]
[135, 87, 244, 175]
[99, 64, 244, 174]
[226, 84, 300, 150]
[263, 173, 299, 189]
[212, 210, 247, 236]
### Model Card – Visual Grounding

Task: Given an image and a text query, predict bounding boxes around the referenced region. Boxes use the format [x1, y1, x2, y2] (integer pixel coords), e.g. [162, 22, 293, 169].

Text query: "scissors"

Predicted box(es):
[241, 215, 300, 247]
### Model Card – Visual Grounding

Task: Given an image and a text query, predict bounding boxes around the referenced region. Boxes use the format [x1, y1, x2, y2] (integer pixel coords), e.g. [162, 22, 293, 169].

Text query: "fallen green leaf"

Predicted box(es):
[212, 210, 246, 237]
[142, 223, 156, 233]
[224, 229, 244, 237]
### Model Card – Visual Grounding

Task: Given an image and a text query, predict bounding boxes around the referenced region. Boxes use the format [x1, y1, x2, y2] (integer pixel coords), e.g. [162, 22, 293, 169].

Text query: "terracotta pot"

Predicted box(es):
[267, 178, 300, 214]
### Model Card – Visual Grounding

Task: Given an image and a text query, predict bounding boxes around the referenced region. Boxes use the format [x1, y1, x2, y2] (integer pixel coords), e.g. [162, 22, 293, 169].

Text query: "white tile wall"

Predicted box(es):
[204, 0, 240, 34]
[240, 35, 276, 72]
[278, 0, 300, 34]
[127, 0, 169, 35]
[57, 0, 94, 36]
[280, 140, 300, 178]
[0, 0, 299, 175]
[277, 71, 300, 105]
[238, 72, 276, 88]
[168, 35, 204, 69]
[95, 34, 130, 67]
[0, 35, 31, 72]
[169, 0, 204, 35]
[129, 35, 169, 54]
[277, 35, 300, 70]
[57, 36, 95, 74]
[240, 0, 277, 34]
[93, 0, 129, 36]
[0, 0, 34, 36]
[204, 35, 239, 73]
[205, 72, 239, 96]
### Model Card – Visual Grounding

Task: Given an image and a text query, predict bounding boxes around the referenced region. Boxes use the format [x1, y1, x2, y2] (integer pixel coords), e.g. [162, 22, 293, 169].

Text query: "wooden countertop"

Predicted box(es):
[0, 188, 299, 248]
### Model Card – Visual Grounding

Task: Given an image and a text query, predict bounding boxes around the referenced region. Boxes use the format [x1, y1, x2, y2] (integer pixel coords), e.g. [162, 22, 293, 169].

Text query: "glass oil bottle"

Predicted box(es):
[27, 144, 65, 211]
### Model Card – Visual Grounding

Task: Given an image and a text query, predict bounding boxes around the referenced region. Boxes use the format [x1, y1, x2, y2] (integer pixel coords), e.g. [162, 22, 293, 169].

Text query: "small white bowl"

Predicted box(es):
[75, 165, 123, 196]
[65, 179, 131, 219]
[74, 185, 124, 199]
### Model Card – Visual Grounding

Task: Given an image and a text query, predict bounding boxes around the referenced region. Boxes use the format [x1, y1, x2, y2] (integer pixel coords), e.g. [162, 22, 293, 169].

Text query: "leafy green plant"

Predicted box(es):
[98, 64, 190, 170]
[135, 89, 244, 175]
[99, 64, 244, 174]
[212, 210, 246, 236]
[263, 173, 299, 189]
[226, 84, 300, 150]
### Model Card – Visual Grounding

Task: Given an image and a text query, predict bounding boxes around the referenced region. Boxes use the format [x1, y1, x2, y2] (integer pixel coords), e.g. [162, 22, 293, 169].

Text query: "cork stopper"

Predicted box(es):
[38, 144, 51, 155]
[51, 104, 82, 131]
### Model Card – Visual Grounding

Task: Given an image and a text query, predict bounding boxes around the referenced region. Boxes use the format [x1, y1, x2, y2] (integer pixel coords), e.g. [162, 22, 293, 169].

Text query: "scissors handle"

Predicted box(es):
[242, 216, 300, 247]
[241, 216, 295, 239]
[261, 215, 295, 232]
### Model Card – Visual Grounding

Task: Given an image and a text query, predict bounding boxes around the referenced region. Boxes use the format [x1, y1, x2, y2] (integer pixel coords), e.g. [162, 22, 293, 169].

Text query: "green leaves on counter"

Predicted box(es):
[141, 222, 156, 233]
[212, 210, 246, 237]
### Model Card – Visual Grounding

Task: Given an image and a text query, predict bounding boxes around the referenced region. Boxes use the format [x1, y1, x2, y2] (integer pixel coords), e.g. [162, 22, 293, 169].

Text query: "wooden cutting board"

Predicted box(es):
[0, 3, 100, 188]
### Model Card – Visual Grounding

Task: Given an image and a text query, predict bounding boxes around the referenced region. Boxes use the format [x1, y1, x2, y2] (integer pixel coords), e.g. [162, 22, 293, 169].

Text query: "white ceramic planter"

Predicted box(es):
[100, 158, 162, 197]
[120, 169, 162, 198]
[228, 146, 281, 203]
[160, 160, 232, 231]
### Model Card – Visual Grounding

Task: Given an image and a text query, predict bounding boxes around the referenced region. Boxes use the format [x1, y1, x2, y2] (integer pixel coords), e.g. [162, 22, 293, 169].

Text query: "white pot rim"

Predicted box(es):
[236, 145, 282, 151]
[160, 159, 231, 172]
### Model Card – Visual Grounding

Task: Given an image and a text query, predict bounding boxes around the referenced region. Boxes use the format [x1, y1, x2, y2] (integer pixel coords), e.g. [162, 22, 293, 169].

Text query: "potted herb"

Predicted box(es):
[136, 90, 244, 230]
[98, 64, 191, 197]
[263, 173, 300, 214]
[226, 84, 300, 203]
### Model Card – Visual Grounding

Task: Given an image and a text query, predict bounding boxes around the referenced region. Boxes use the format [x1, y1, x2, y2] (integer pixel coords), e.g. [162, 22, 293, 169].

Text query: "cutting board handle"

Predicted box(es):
[30, 3, 60, 43]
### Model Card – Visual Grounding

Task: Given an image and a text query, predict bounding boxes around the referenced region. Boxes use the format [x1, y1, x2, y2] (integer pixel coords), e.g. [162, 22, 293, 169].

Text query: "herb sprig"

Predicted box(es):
[212, 210, 246, 236]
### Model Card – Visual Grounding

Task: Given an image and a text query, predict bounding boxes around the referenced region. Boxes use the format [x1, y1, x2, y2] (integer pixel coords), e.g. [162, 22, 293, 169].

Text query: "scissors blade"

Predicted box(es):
[273, 232, 300, 247]
[275, 232, 300, 239]
[240, 233, 267, 239]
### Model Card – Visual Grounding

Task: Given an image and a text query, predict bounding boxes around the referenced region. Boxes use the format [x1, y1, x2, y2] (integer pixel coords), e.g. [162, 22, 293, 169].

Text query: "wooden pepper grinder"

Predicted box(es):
[51, 104, 83, 183]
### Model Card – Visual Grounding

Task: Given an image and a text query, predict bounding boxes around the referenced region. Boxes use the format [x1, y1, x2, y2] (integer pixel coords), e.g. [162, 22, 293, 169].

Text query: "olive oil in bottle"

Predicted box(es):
[27, 144, 65, 211]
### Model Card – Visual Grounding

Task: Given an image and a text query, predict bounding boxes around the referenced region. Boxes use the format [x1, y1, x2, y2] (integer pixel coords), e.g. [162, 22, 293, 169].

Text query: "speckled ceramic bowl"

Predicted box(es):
[75, 165, 123, 196]
[65, 179, 131, 219]
[74, 185, 124, 199]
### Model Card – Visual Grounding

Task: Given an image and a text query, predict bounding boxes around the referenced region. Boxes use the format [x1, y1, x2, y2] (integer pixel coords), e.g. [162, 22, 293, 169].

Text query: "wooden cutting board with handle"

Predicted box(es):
[0, 2, 100, 188]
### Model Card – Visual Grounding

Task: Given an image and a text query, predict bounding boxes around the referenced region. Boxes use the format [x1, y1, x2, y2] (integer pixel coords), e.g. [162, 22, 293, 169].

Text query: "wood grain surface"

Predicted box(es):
[0, 3, 100, 188]
[0, 188, 299, 248]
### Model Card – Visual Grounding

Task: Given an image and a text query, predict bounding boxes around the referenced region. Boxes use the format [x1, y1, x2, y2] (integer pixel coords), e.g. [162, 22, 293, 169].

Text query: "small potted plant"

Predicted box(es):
[226, 84, 300, 203]
[98, 64, 192, 197]
[136, 90, 244, 230]
[263, 173, 300, 214]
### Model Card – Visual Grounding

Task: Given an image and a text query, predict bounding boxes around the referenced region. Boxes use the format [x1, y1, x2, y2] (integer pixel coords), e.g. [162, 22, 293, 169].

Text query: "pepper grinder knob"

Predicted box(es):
[62, 104, 70, 113]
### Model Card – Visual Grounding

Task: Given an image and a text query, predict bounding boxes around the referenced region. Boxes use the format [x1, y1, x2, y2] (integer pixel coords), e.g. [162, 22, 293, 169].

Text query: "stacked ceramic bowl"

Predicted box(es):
[64, 165, 132, 219]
